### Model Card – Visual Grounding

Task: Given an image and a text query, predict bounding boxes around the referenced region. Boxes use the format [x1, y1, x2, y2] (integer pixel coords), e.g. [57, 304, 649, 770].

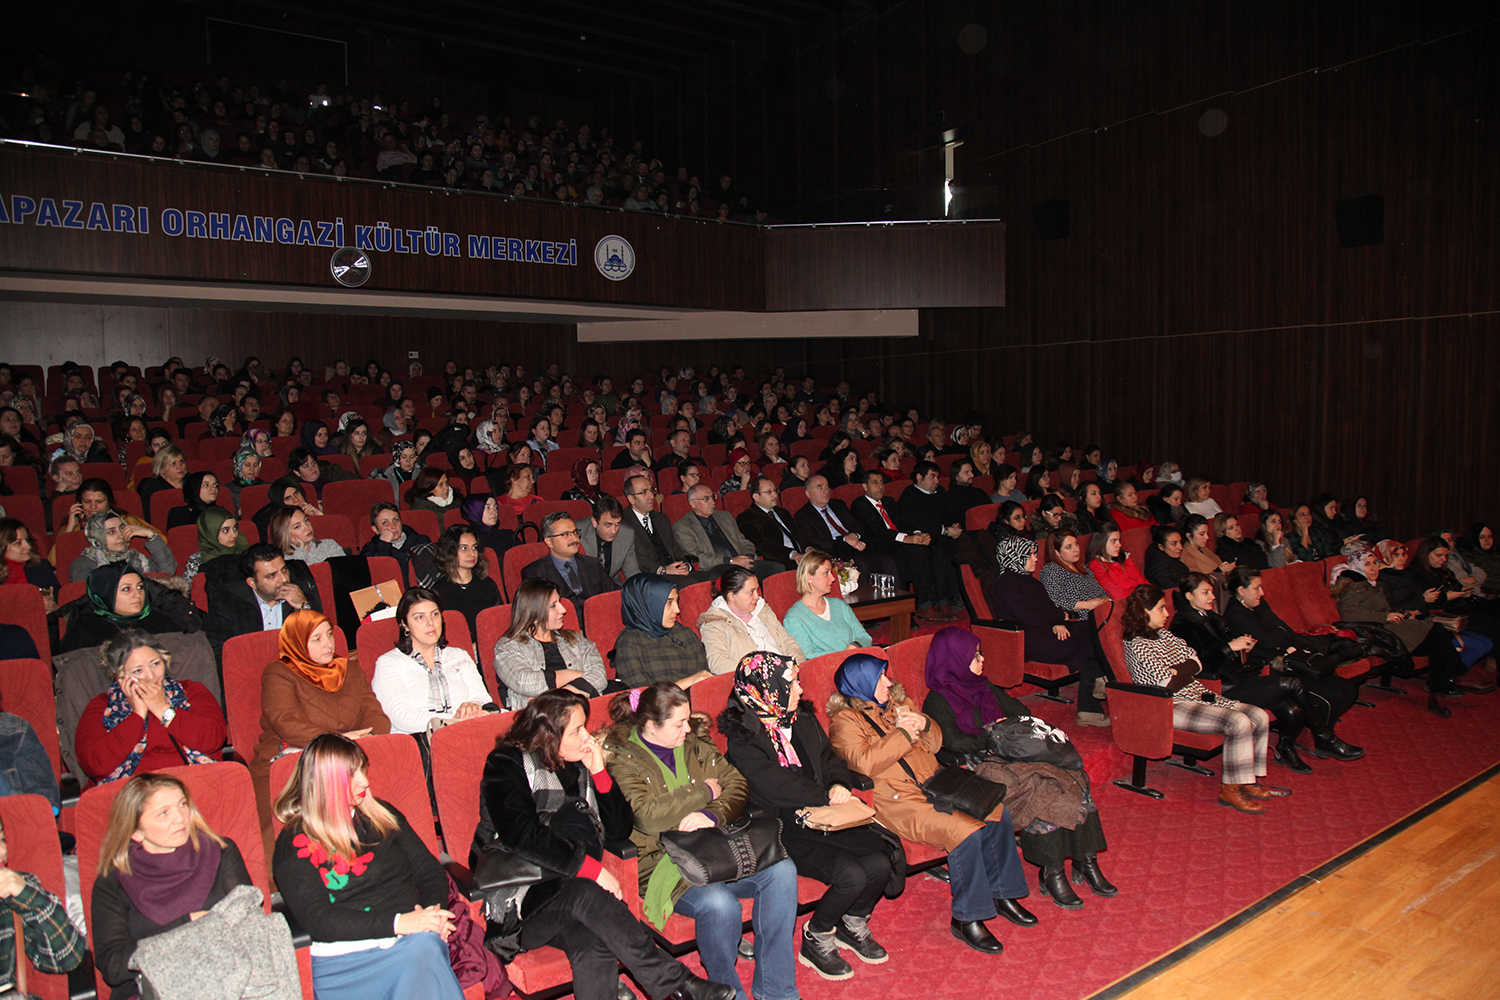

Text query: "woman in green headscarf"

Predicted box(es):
[603, 681, 798, 1000]
[223, 447, 266, 515]
[181, 506, 249, 587]
[57, 562, 200, 653]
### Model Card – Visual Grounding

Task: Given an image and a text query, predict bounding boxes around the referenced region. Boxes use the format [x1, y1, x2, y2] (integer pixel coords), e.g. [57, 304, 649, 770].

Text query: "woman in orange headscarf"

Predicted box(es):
[249, 610, 390, 850]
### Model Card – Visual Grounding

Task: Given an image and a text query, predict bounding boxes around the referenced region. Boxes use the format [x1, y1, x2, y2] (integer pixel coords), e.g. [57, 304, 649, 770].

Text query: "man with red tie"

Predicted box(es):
[849, 468, 960, 622]
[791, 473, 901, 591]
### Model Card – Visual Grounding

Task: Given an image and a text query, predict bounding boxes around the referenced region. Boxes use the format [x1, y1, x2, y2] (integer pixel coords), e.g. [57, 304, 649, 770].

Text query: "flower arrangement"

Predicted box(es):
[832, 559, 860, 593]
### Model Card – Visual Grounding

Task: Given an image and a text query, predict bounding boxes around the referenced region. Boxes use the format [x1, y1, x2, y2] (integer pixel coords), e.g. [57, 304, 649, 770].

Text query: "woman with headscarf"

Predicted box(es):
[715, 651, 896, 978]
[249, 609, 390, 850]
[922, 626, 1113, 909]
[1458, 523, 1500, 597]
[369, 440, 422, 503]
[562, 457, 603, 512]
[74, 630, 225, 785]
[61, 419, 113, 465]
[300, 418, 336, 456]
[222, 447, 265, 516]
[205, 404, 238, 440]
[601, 680, 800, 997]
[165, 470, 224, 530]
[458, 494, 514, 554]
[827, 652, 1036, 955]
[1094, 459, 1119, 492]
[444, 444, 483, 490]
[68, 510, 176, 583]
[57, 563, 201, 654]
[181, 507, 249, 587]
[251, 476, 322, 536]
[240, 427, 275, 458]
[991, 535, 1110, 727]
[612, 574, 713, 689]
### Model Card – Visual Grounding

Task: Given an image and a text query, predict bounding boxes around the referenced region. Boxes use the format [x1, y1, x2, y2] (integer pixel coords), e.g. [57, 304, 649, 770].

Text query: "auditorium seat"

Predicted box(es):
[221, 626, 350, 760]
[0, 794, 70, 1000]
[677, 579, 715, 635]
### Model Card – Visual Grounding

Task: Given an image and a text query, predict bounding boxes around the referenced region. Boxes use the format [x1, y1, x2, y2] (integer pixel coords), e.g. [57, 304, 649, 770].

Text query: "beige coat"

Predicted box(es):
[697, 596, 806, 675]
[826, 685, 1001, 852]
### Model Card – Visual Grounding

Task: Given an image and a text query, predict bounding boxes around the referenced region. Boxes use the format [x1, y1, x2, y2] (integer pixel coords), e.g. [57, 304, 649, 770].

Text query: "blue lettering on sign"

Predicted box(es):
[185, 211, 207, 238]
[373, 224, 392, 252]
[86, 202, 110, 231]
[524, 240, 541, 263]
[61, 200, 84, 228]
[11, 196, 36, 224]
[295, 219, 316, 245]
[0, 197, 9, 224]
[161, 208, 183, 236]
[275, 218, 294, 243]
[316, 221, 335, 247]
[137, 207, 149, 233]
[355, 225, 374, 250]
[35, 198, 61, 227]
[391, 227, 408, 253]
[444, 232, 460, 256]
[231, 215, 253, 241]
[254, 217, 273, 243]
[468, 235, 489, 258]
[113, 205, 136, 233]
[208, 213, 230, 240]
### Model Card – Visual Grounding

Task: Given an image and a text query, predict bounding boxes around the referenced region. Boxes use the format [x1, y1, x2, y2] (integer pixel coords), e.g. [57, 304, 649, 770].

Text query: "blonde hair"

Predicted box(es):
[151, 444, 185, 479]
[1184, 476, 1212, 503]
[795, 549, 834, 595]
[274, 733, 398, 861]
[1211, 512, 1238, 539]
[99, 773, 226, 875]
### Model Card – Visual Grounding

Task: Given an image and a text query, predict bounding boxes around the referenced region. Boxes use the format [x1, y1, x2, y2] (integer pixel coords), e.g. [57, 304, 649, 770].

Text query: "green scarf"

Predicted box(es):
[197, 506, 248, 565]
[629, 729, 693, 929]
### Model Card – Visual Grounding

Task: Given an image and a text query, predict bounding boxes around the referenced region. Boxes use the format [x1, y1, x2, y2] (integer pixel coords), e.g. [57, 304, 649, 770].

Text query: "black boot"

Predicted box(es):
[668, 974, 735, 1000]
[993, 898, 1038, 927]
[950, 919, 1004, 954]
[1070, 855, 1118, 898]
[1038, 866, 1083, 908]
[1428, 692, 1453, 718]
[1309, 732, 1364, 761]
[1273, 738, 1312, 774]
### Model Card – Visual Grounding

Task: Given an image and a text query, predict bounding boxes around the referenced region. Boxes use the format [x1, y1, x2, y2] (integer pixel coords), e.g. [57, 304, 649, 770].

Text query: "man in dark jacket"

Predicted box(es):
[205, 544, 321, 662]
[618, 475, 716, 583]
[792, 474, 899, 582]
[522, 512, 618, 622]
[737, 476, 806, 570]
[851, 468, 959, 622]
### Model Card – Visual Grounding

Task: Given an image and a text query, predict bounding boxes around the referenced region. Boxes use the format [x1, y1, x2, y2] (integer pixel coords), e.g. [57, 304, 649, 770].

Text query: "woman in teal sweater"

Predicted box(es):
[783, 551, 874, 657]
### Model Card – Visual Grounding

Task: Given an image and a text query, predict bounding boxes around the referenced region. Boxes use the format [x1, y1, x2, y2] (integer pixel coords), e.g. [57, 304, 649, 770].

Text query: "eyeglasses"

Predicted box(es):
[546, 529, 580, 539]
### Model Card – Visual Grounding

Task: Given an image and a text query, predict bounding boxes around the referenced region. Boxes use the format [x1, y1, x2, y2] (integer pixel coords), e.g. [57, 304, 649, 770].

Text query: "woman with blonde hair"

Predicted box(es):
[136, 445, 188, 523]
[91, 773, 253, 1000]
[272, 733, 463, 1000]
[783, 550, 872, 658]
[268, 506, 345, 564]
[1182, 476, 1223, 519]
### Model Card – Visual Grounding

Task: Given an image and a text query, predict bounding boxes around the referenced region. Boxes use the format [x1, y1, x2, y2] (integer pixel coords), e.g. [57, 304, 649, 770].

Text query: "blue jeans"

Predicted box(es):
[310, 932, 464, 1000]
[675, 857, 800, 1000]
[947, 810, 1030, 922]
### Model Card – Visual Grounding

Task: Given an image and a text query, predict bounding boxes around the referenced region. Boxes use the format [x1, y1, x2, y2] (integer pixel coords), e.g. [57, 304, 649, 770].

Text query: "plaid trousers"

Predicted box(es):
[1171, 696, 1270, 786]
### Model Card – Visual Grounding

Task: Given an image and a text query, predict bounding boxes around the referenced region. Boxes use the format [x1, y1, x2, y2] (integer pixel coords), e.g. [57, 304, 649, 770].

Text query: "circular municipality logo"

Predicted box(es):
[330, 247, 371, 287]
[594, 235, 636, 281]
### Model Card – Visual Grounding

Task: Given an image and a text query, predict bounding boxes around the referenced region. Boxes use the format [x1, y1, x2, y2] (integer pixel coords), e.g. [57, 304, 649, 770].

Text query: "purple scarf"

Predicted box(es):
[117, 838, 222, 926]
[924, 626, 1002, 735]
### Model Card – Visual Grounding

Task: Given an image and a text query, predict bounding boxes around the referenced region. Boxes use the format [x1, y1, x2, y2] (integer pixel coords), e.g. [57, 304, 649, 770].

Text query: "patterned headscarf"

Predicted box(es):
[996, 535, 1036, 575]
[923, 626, 997, 735]
[207, 404, 236, 438]
[231, 448, 261, 485]
[833, 652, 890, 707]
[386, 441, 419, 482]
[474, 418, 505, 454]
[241, 428, 272, 455]
[732, 651, 801, 767]
[100, 670, 213, 782]
[83, 511, 152, 575]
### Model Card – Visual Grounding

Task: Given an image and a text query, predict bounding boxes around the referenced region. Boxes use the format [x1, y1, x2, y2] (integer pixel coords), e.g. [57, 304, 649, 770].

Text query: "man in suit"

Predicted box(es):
[673, 484, 779, 583]
[521, 512, 618, 620]
[618, 474, 717, 582]
[205, 543, 322, 662]
[578, 495, 641, 583]
[850, 468, 959, 622]
[792, 474, 899, 581]
[737, 475, 806, 570]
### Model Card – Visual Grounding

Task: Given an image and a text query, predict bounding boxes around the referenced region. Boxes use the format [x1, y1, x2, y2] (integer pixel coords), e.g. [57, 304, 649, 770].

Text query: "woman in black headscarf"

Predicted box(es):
[611, 574, 712, 689]
[458, 494, 515, 554]
[166, 471, 226, 530]
[57, 563, 201, 654]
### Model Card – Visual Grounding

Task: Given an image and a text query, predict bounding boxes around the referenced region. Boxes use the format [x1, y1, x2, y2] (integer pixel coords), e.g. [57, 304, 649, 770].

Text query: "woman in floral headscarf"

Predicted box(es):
[369, 440, 422, 503]
[224, 447, 265, 514]
[922, 626, 1113, 909]
[240, 427, 275, 458]
[561, 457, 602, 513]
[718, 651, 897, 978]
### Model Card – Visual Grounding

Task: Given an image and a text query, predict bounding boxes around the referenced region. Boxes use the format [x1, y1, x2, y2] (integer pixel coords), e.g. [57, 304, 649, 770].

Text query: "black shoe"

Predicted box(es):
[1038, 866, 1083, 908]
[994, 897, 1038, 927]
[798, 924, 853, 980]
[926, 865, 951, 883]
[668, 974, 735, 1000]
[617, 977, 637, 1000]
[834, 913, 889, 964]
[737, 937, 754, 960]
[950, 918, 1004, 954]
[1070, 855, 1119, 898]
[1273, 741, 1313, 774]
[1309, 734, 1364, 761]
[1428, 693, 1453, 718]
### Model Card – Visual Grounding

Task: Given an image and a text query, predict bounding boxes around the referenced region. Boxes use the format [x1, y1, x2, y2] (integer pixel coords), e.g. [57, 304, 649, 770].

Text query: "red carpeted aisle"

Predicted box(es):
[668, 677, 1500, 1000]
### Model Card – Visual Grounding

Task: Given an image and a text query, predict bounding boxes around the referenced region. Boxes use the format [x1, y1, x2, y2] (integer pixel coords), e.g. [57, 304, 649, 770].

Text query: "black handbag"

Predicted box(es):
[984, 716, 1085, 772]
[473, 846, 553, 892]
[863, 712, 1007, 820]
[658, 814, 787, 887]
[1279, 652, 1337, 681]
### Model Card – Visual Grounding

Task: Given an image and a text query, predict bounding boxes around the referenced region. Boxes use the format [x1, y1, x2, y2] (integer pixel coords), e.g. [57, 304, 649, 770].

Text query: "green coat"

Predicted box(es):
[604, 728, 748, 904]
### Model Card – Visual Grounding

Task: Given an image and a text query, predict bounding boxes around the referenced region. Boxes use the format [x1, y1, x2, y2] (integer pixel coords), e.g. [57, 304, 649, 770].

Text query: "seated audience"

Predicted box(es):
[58, 564, 200, 655]
[1147, 483, 1186, 528]
[1212, 512, 1266, 571]
[371, 587, 491, 735]
[74, 630, 226, 784]
[136, 447, 188, 523]
[672, 484, 778, 583]
[783, 549, 873, 657]
[406, 467, 461, 518]
[989, 501, 1029, 541]
[359, 502, 434, 575]
[269, 507, 345, 565]
[165, 471, 222, 530]
[1287, 503, 1340, 561]
[90, 773, 254, 1000]
[472, 690, 734, 1000]
[578, 495, 641, 583]
[457, 494, 514, 555]
[204, 544, 320, 661]
[181, 507, 248, 586]
[251, 477, 322, 536]
[1179, 514, 1236, 576]
[273, 734, 464, 1000]
[1121, 585, 1280, 814]
[493, 579, 608, 709]
[736, 476, 806, 571]
[1458, 523, 1500, 596]
[561, 458, 604, 513]
[1239, 482, 1273, 515]
[613, 574, 713, 689]
[1143, 524, 1190, 590]
[698, 565, 806, 675]
[224, 448, 265, 515]
[369, 441, 423, 502]
[68, 510, 175, 583]
[827, 652, 1036, 955]
[1105, 482, 1153, 531]
[1182, 477, 1222, 519]
[428, 525, 502, 636]
[522, 512, 617, 611]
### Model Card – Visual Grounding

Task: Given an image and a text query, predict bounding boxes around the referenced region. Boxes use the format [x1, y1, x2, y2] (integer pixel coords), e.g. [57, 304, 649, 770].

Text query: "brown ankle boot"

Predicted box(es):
[1218, 784, 1265, 814]
[1242, 782, 1273, 800]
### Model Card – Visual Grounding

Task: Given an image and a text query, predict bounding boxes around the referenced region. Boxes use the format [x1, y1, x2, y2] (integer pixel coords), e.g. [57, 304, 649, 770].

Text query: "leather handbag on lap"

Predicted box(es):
[659, 814, 787, 886]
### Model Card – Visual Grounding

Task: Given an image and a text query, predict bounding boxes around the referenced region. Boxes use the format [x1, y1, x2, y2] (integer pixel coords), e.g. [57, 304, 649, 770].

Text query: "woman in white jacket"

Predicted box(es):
[371, 587, 492, 735]
[696, 565, 806, 675]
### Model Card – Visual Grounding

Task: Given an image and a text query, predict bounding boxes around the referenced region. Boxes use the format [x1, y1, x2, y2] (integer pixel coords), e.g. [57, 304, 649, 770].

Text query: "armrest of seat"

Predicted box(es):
[844, 770, 874, 791]
[444, 860, 478, 898]
[271, 898, 314, 949]
[985, 619, 1023, 631]
[602, 847, 641, 914]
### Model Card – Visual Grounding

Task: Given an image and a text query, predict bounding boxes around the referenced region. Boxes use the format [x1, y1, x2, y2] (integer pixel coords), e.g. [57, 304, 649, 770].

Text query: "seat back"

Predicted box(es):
[323, 479, 400, 525]
[966, 503, 1000, 532]
[431, 712, 516, 860]
[1122, 527, 1151, 572]
[308, 513, 357, 552]
[761, 570, 800, 618]
[502, 542, 550, 601]
[677, 579, 716, 635]
[269, 734, 441, 858]
[77, 763, 271, 1000]
[0, 794, 69, 1000]
[689, 672, 735, 751]
[0, 586, 49, 665]
[960, 564, 994, 620]
[973, 625, 1026, 689]
[221, 626, 350, 761]
[522, 499, 593, 531]
[1258, 567, 1312, 631]
[885, 634, 935, 706]
[356, 611, 475, 682]
[583, 590, 625, 661]
[0, 658, 64, 780]
[3, 494, 49, 553]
